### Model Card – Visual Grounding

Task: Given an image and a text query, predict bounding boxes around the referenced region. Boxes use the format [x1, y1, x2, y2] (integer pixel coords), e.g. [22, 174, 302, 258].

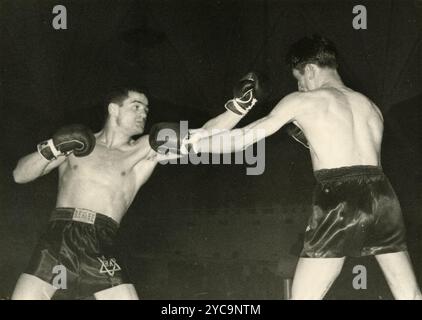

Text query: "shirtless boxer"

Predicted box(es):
[11, 73, 264, 300]
[188, 35, 422, 299]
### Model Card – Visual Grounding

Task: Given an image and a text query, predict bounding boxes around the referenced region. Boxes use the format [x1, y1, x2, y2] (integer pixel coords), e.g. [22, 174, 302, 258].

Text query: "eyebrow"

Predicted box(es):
[130, 100, 148, 107]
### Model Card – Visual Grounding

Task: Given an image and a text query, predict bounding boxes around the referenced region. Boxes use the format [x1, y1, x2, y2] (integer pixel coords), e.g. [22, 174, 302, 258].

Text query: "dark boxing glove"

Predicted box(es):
[285, 123, 309, 149]
[149, 122, 190, 155]
[224, 72, 266, 115]
[37, 124, 96, 161]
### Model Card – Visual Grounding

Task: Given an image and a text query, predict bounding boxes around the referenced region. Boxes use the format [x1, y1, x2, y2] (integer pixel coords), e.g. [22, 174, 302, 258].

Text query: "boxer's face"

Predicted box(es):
[117, 91, 149, 135]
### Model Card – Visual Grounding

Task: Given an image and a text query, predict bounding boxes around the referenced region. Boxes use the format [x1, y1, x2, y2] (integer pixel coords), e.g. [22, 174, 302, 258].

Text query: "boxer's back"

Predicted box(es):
[296, 87, 384, 171]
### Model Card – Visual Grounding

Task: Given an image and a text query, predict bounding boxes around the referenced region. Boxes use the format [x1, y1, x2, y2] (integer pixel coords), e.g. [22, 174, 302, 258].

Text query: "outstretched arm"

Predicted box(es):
[147, 72, 268, 158]
[193, 92, 308, 153]
[200, 110, 244, 131]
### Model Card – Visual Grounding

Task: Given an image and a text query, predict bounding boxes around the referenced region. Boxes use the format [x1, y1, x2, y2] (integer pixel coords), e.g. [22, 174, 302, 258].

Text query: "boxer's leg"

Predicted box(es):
[11, 273, 57, 300]
[94, 283, 139, 300]
[375, 251, 422, 300]
[291, 257, 345, 300]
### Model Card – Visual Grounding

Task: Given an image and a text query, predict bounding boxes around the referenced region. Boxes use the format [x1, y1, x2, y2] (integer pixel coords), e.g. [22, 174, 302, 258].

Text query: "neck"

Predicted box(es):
[96, 121, 132, 148]
[319, 69, 345, 89]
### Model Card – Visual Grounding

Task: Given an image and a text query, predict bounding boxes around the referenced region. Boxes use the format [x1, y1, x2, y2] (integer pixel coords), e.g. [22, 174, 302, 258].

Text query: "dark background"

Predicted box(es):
[0, 0, 421, 299]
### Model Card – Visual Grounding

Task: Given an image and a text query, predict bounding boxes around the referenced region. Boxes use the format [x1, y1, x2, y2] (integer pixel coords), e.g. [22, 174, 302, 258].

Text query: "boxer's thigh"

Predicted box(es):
[11, 273, 57, 300]
[291, 257, 345, 300]
[94, 283, 139, 300]
[375, 251, 421, 300]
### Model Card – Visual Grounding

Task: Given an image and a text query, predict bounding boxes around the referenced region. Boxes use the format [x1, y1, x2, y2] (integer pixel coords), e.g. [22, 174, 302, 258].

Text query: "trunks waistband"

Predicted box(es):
[50, 207, 119, 229]
[314, 165, 384, 183]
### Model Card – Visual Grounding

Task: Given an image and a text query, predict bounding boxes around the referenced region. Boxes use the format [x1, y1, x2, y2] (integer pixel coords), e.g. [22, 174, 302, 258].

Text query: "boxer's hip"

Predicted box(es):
[301, 165, 407, 258]
[43, 207, 120, 250]
[313, 165, 384, 183]
[49, 207, 119, 230]
[25, 208, 128, 298]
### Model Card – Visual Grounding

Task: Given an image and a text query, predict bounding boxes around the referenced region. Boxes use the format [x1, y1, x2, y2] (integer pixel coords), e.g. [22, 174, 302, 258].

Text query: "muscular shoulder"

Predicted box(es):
[272, 91, 325, 117]
[314, 88, 383, 122]
[128, 134, 155, 160]
[352, 92, 383, 122]
[132, 134, 151, 149]
[132, 134, 158, 167]
[338, 89, 383, 121]
[282, 91, 318, 103]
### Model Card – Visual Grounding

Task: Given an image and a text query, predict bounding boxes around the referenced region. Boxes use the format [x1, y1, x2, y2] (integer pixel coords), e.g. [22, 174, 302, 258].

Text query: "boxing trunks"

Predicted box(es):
[301, 166, 408, 258]
[25, 208, 129, 299]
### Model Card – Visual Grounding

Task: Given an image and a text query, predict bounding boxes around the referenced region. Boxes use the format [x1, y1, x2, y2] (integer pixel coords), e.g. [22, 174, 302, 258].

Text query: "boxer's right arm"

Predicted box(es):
[13, 152, 67, 183]
[13, 124, 95, 183]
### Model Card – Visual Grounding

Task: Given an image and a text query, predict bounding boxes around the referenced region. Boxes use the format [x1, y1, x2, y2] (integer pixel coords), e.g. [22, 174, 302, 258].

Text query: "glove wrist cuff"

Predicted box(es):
[224, 99, 247, 115]
[37, 139, 62, 161]
[224, 90, 257, 116]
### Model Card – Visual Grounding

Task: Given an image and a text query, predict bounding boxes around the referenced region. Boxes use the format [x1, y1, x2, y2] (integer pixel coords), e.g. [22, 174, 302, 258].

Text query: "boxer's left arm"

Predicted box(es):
[191, 71, 266, 138]
[200, 110, 244, 132]
[193, 92, 311, 153]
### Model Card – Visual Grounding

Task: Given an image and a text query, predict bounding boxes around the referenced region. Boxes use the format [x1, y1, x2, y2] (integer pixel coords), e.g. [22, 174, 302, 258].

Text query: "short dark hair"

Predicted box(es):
[105, 87, 144, 107]
[286, 35, 338, 72]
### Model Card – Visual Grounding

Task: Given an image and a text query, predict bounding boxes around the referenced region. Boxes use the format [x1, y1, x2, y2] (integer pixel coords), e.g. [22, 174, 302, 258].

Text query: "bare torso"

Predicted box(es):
[294, 87, 384, 171]
[56, 134, 156, 223]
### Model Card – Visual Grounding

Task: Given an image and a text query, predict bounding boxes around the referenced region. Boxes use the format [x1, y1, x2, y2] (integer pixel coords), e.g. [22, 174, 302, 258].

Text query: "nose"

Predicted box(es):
[138, 108, 148, 117]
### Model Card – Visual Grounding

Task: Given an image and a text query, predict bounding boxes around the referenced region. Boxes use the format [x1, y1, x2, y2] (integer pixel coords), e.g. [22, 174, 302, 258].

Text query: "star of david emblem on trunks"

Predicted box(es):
[97, 256, 121, 276]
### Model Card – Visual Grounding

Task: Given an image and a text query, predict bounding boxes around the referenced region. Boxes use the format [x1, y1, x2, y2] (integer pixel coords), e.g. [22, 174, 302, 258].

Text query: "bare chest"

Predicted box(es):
[65, 145, 138, 179]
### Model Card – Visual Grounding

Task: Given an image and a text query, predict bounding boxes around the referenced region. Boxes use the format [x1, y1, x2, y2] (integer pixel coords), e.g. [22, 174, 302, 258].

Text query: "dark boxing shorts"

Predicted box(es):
[25, 208, 129, 299]
[301, 166, 407, 258]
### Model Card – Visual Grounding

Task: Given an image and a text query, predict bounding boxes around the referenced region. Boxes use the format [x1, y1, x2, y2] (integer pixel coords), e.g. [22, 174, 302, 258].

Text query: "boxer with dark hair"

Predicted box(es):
[12, 75, 264, 299]
[188, 35, 422, 299]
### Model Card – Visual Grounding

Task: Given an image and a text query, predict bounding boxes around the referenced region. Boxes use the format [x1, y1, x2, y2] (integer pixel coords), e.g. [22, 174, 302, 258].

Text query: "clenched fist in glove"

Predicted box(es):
[37, 124, 96, 161]
[224, 72, 267, 116]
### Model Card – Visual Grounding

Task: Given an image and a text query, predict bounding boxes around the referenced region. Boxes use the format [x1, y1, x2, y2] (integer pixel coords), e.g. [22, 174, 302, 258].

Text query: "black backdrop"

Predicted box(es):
[0, 0, 421, 299]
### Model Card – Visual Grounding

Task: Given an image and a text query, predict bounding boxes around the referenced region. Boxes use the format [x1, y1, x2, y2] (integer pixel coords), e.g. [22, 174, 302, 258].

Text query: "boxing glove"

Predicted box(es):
[224, 72, 266, 115]
[149, 122, 190, 155]
[37, 124, 96, 160]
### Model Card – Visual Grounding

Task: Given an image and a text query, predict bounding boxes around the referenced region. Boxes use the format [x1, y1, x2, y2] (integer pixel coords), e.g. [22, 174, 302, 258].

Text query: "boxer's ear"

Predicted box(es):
[108, 103, 119, 117]
[305, 64, 317, 80]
